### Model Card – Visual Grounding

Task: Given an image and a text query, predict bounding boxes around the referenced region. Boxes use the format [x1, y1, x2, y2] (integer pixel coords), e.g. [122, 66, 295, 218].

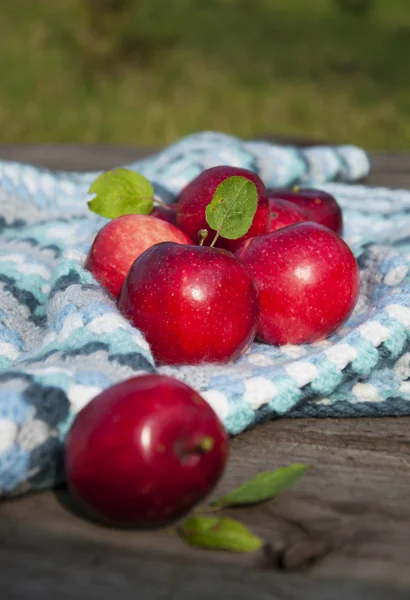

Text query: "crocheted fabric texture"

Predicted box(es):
[1, 131, 410, 498]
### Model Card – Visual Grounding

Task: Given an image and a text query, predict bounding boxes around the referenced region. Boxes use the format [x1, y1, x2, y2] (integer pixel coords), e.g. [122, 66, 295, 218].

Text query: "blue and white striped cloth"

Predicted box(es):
[1, 131, 410, 497]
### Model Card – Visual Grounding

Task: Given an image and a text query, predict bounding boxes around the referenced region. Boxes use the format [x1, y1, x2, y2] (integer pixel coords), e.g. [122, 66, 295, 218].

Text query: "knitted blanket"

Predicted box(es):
[1, 131, 410, 498]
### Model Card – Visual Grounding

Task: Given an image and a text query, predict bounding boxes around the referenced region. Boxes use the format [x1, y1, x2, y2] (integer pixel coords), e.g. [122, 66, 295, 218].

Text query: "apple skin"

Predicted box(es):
[151, 203, 178, 227]
[65, 374, 229, 529]
[267, 197, 310, 233]
[118, 242, 259, 365]
[267, 187, 343, 234]
[176, 166, 268, 251]
[84, 214, 192, 299]
[236, 223, 360, 345]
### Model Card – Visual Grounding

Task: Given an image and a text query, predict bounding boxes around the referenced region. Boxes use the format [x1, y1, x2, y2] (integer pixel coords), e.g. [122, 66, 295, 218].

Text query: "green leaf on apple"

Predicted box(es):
[205, 176, 258, 243]
[88, 168, 154, 219]
[180, 516, 263, 553]
[211, 463, 309, 508]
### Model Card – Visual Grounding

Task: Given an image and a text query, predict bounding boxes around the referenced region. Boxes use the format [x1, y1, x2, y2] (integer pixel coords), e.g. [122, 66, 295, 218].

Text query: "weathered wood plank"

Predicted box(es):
[0, 144, 156, 171]
[1, 143, 410, 599]
[1, 533, 408, 600]
[1, 142, 410, 191]
[2, 417, 410, 594]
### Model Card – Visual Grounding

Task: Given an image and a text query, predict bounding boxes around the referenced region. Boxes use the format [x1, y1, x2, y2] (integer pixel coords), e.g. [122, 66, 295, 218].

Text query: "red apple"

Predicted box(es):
[151, 203, 178, 227]
[267, 187, 343, 234]
[85, 214, 192, 299]
[236, 223, 360, 345]
[65, 374, 228, 528]
[176, 166, 268, 251]
[267, 197, 310, 233]
[118, 242, 259, 365]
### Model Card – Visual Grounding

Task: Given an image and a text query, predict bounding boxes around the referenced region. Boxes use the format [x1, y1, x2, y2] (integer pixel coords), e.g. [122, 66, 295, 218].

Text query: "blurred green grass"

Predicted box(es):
[0, 0, 410, 149]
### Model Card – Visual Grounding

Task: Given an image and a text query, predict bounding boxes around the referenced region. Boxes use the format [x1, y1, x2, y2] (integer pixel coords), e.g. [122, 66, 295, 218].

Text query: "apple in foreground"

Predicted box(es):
[151, 202, 178, 227]
[267, 197, 310, 233]
[176, 166, 268, 251]
[267, 187, 343, 234]
[85, 214, 192, 299]
[236, 222, 360, 345]
[118, 242, 259, 365]
[65, 374, 228, 528]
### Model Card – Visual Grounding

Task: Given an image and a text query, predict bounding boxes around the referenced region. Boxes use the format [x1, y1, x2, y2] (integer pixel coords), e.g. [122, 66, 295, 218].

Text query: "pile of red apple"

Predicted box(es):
[65, 165, 360, 531]
[86, 165, 360, 363]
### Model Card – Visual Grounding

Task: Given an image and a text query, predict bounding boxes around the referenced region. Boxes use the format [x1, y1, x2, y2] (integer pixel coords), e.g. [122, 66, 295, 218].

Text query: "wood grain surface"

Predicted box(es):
[1, 140, 410, 599]
[0, 139, 408, 188]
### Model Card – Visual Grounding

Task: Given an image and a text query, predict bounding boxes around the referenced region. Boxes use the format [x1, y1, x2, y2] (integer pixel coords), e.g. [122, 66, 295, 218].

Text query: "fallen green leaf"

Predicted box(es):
[211, 463, 309, 508]
[88, 168, 154, 219]
[205, 176, 257, 243]
[180, 515, 263, 553]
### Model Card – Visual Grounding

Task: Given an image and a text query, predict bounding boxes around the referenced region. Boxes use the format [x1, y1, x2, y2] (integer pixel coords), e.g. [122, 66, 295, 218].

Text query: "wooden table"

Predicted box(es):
[1, 142, 410, 600]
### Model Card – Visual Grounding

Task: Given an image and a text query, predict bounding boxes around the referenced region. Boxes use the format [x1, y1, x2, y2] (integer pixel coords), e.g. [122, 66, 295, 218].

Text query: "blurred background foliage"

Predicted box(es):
[0, 0, 409, 149]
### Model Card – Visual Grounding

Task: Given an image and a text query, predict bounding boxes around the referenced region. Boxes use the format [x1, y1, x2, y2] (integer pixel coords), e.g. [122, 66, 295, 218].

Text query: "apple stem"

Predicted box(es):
[198, 229, 209, 246]
[209, 231, 220, 248]
[209, 208, 234, 247]
[153, 198, 172, 209]
[196, 436, 215, 453]
[180, 435, 215, 456]
[176, 435, 215, 465]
